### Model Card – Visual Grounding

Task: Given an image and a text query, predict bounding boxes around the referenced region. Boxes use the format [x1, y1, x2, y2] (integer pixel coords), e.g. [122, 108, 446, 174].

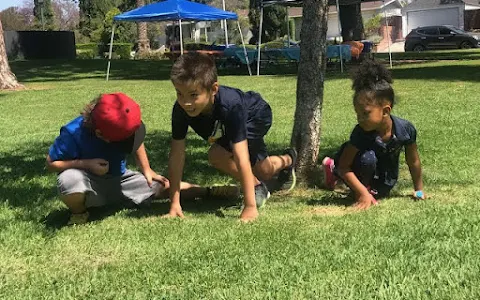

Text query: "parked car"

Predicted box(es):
[404, 25, 479, 52]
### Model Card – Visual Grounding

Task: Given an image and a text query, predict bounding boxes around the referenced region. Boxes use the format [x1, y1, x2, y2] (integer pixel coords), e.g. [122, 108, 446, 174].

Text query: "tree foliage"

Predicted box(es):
[0, 7, 31, 31]
[33, 0, 56, 30]
[249, 0, 287, 44]
[79, 0, 136, 42]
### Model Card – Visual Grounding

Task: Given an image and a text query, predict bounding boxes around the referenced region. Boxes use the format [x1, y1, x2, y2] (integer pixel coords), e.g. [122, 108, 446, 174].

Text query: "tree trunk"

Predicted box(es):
[0, 18, 23, 90]
[136, 0, 150, 53]
[291, 0, 329, 185]
[339, 3, 364, 41]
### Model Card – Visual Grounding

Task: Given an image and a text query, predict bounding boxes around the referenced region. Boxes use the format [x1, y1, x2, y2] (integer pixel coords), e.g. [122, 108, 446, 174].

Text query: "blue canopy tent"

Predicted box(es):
[106, 0, 251, 80]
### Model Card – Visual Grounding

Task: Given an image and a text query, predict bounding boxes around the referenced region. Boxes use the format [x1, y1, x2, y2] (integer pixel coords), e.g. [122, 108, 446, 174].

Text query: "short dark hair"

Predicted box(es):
[351, 60, 395, 107]
[170, 53, 218, 90]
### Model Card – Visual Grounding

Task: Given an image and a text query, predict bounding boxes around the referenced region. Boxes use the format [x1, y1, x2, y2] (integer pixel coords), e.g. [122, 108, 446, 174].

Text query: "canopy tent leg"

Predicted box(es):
[222, 0, 229, 46]
[335, 0, 344, 73]
[257, 5, 264, 76]
[179, 19, 184, 55]
[383, 1, 393, 69]
[106, 23, 116, 81]
[237, 21, 252, 76]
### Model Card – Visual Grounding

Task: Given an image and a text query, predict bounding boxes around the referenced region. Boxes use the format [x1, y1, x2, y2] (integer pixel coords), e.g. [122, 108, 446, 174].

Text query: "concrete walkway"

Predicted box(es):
[376, 41, 405, 53]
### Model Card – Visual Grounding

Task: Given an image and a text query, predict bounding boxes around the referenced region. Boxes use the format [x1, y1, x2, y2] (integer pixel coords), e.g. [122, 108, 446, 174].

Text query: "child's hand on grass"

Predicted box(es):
[86, 159, 109, 176]
[412, 190, 426, 200]
[163, 203, 185, 219]
[354, 192, 377, 210]
[240, 205, 258, 222]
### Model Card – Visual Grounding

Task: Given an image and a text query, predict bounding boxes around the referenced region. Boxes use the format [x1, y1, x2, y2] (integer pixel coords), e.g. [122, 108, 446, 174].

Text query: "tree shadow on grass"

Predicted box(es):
[9, 59, 298, 83]
[0, 141, 57, 208]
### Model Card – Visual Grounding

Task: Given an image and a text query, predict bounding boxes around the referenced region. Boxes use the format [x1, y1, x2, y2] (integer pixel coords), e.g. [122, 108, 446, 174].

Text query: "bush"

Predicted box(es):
[135, 48, 168, 60]
[76, 43, 98, 51]
[112, 43, 132, 59]
[76, 49, 95, 59]
[364, 14, 382, 36]
[98, 43, 133, 59]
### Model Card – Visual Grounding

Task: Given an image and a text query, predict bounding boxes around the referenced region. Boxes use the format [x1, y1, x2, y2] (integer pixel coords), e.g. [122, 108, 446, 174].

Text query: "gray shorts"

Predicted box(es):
[57, 169, 162, 208]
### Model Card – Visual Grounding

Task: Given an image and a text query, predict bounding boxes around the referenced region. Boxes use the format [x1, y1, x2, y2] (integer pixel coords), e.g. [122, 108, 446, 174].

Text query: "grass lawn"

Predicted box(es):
[1, 58, 480, 299]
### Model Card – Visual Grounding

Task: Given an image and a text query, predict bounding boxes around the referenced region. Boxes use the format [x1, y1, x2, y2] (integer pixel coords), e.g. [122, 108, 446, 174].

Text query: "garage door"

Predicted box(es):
[407, 8, 459, 33]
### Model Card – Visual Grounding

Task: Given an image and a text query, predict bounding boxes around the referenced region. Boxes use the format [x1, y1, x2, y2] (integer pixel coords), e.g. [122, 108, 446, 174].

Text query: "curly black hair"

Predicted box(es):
[351, 60, 395, 107]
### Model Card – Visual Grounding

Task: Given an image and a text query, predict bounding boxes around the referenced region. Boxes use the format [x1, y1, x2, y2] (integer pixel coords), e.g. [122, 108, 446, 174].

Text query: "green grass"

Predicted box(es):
[1, 58, 480, 299]
[375, 48, 480, 61]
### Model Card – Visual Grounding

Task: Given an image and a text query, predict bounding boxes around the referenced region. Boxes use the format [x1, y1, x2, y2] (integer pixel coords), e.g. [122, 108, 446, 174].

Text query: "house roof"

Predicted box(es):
[238, 0, 398, 18]
[261, 0, 386, 6]
[404, 0, 465, 10]
[464, 0, 480, 6]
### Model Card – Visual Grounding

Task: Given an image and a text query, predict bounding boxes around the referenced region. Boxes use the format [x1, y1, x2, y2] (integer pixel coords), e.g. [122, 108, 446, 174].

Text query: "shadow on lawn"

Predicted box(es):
[10, 59, 299, 83]
[41, 129, 298, 228]
[10, 57, 480, 84]
[0, 141, 59, 223]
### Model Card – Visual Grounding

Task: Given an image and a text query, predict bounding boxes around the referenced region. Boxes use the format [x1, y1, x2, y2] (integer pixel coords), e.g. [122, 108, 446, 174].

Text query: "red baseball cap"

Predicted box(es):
[92, 93, 145, 153]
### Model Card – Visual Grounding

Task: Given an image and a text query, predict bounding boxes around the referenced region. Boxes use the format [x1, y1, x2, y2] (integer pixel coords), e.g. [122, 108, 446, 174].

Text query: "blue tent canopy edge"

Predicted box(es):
[114, 0, 238, 22]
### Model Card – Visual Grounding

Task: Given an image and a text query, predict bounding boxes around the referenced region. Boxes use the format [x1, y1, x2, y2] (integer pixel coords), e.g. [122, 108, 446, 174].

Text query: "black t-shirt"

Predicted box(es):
[349, 115, 417, 188]
[172, 85, 271, 144]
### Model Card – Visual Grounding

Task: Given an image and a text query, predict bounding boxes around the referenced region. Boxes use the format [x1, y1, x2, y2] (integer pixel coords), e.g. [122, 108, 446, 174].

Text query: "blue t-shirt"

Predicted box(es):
[349, 115, 417, 189]
[172, 85, 271, 144]
[48, 116, 127, 176]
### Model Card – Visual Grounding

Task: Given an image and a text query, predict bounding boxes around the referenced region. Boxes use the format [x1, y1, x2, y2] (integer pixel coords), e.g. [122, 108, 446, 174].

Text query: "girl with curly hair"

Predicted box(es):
[322, 60, 425, 209]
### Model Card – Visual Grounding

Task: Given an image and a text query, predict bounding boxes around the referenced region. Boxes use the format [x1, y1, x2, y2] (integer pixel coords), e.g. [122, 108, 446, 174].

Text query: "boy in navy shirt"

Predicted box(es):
[47, 93, 207, 225]
[322, 61, 425, 209]
[166, 53, 296, 222]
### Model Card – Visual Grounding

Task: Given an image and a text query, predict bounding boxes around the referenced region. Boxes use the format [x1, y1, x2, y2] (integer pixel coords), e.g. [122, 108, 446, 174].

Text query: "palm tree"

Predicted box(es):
[0, 17, 23, 90]
[136, 0, 150, 53]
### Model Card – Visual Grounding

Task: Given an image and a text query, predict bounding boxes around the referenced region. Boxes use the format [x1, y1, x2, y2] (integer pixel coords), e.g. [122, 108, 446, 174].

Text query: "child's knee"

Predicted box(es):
[359, 150, 377, 170]
[57, 169, 89, 195]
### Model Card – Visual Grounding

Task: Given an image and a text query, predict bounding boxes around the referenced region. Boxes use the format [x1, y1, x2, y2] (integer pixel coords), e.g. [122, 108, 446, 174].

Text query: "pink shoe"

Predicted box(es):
[322, 157, 337, 190]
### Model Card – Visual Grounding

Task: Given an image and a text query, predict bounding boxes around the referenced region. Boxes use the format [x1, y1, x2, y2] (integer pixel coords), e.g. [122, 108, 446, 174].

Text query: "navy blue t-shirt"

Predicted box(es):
[48, 116, 127, 176]
[172, 85, 272, 144]
[349, 115, 417, 189]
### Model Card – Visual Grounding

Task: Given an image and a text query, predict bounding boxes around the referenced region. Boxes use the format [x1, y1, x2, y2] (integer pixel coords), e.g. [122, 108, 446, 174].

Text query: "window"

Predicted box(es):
[439, 27, 452, 35]
[417, 28, 439, 35]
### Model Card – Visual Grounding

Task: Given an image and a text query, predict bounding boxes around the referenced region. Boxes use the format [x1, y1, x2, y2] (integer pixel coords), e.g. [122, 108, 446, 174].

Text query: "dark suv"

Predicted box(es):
[405, 25, 479, 52]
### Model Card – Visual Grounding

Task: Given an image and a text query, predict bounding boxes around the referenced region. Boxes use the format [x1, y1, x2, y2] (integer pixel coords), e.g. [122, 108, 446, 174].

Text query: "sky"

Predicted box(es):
[0, 0, 25, 11]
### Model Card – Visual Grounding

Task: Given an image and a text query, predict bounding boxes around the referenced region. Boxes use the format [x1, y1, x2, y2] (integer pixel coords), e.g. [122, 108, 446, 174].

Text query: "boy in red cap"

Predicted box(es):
[46, 93, 210, 225]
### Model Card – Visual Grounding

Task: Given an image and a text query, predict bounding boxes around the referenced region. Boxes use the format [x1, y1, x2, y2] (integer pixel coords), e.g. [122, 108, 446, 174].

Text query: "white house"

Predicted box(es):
[287, 0, 403, 41]
[402, 0, 480, 37]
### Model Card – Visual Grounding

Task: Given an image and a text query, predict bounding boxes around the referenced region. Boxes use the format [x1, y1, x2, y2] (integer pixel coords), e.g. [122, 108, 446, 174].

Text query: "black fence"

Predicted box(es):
[4, 31, 76, 60]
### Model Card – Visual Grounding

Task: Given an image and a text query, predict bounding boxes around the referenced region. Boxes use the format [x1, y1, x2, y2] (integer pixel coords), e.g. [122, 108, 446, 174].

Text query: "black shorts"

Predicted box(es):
[216, 138, 269, 166]
[216, 104, 272, 166]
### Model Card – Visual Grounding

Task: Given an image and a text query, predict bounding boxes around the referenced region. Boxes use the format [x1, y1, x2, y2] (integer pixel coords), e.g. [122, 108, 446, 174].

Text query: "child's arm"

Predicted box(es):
[231, 140, 258, 221]
[405, 143, 425, 199]
[134, 143, 169, 188]
[166, 139, 186, 218]
[336, 143, 376, 209]
[46, 155, 109, 176]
